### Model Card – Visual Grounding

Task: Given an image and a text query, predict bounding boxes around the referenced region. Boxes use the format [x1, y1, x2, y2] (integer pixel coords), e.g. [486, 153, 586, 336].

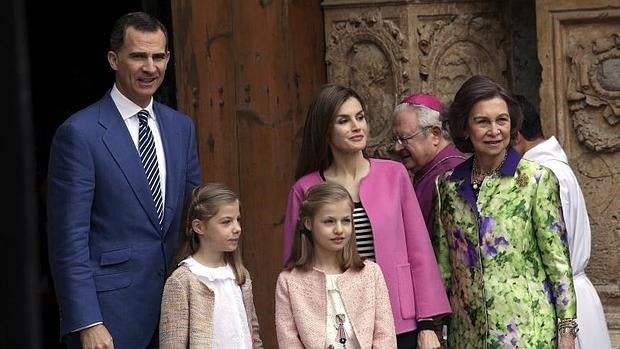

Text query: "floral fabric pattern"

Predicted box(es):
[434, 156, 576, 348]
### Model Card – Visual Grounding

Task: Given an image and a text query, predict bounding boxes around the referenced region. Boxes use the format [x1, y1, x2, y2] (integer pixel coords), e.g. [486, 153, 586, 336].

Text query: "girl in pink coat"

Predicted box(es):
[276, 182, 396, 348]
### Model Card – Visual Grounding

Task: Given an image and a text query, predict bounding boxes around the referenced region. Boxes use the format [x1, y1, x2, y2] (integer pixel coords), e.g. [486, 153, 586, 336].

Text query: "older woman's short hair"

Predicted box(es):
[445, 75, 523, 153]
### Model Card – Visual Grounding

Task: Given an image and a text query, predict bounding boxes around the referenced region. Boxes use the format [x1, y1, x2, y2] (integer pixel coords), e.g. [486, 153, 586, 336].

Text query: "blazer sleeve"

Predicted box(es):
[47, 122, 102, 334]
[184, 117, 202, 194]
[282, 184, 304, 264]
[371, 264, 397, 347]
[398, 165, 451, 319]
[532, 168, 577, 319]
[159, 275, 189, 349]
[275, 273, 305, 349]
[241, 271, 264, 349]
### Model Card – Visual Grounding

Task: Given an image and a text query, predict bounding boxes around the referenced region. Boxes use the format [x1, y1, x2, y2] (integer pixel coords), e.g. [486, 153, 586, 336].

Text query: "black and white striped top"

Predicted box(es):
[353, 201, 375, 261]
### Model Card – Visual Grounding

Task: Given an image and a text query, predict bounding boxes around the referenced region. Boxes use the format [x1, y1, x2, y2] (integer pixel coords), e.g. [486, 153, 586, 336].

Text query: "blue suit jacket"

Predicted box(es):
[47, 92, 201, 348]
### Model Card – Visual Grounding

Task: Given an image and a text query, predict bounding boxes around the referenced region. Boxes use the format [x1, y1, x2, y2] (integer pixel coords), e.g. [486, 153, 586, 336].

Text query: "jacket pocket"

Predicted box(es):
[99, 248, 131, 266]
[94, 248, 132, 291]
[397, 263, 416, 319]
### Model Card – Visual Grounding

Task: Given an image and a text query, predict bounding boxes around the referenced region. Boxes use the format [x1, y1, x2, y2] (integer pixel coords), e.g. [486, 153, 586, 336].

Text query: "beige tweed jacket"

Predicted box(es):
[275, 260, 397, 349]
[160, 265, 263, 349]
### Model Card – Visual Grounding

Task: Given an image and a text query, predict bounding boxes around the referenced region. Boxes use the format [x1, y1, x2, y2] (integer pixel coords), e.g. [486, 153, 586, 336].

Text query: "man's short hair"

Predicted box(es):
[516, 95, 544, 141]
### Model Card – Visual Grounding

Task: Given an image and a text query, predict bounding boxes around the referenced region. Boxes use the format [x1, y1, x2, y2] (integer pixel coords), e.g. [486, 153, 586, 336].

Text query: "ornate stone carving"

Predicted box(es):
[574, 153, 617, 214]
[417, 15, 508, 103]
[325, 10, 410, 158]
[537, 5, 620, 341]
[566, 32, 620, 152]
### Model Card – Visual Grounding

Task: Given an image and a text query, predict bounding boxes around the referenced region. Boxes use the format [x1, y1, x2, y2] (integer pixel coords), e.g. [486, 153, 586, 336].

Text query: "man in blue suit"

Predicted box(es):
[47, 12, 201, 349]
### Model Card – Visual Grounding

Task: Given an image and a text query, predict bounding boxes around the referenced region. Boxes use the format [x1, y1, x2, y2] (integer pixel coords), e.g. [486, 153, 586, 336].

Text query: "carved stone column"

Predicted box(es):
[323, 0, 509, 158]
[537, 1, 620, 345]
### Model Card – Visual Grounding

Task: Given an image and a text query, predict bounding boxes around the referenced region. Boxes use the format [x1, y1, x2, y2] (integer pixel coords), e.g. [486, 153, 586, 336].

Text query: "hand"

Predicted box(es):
[558, 334, 575, 349]
[417, 329, 441, 349]
[80, 324, 114, 349]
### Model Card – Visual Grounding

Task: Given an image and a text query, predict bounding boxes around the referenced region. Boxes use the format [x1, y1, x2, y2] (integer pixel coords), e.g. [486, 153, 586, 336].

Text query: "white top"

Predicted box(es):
[321, 271, 361, 349]
[181, 257, 252, 349]
[523, 136, 611, 349]
[111, 84, 166, 204]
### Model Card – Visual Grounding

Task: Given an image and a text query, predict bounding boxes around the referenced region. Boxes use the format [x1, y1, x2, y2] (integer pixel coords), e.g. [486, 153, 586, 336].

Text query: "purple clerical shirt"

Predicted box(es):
[413, 143, 466, 235]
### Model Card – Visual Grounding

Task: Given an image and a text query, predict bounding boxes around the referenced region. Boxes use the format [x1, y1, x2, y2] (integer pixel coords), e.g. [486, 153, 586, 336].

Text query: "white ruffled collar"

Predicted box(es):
[181, 256, 235, 282]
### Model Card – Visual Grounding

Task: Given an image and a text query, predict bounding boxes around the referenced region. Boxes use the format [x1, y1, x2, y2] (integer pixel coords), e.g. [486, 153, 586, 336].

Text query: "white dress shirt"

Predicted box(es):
[110, 84, 167, 204]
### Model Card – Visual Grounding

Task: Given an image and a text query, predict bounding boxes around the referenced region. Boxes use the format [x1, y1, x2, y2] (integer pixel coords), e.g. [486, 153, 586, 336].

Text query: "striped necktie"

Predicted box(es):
[137, 110, 164, 228]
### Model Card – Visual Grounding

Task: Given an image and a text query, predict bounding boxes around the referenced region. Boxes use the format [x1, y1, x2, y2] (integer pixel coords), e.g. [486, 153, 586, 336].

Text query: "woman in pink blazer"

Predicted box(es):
[282, 84, 450, 349]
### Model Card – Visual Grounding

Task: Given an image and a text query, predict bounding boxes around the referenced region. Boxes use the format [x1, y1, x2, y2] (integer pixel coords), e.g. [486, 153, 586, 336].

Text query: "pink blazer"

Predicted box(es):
[282, 159, 451, 334]
[275, 261, 396, 348]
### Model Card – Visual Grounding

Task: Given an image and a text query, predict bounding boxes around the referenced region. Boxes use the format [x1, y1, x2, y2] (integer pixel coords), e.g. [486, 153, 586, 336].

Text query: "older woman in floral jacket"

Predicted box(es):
[434, 75, 577, 349]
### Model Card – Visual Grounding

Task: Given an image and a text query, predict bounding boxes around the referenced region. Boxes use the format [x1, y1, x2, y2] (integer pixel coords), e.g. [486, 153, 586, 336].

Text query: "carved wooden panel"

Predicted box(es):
[536, 0, 620, 344]
[323, 1, 510, 159]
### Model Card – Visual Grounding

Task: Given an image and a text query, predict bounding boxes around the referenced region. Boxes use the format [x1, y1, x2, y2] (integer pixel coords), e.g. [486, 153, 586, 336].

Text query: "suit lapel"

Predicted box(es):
[153, 103, 181, 235]
[99, 94, 161, 231]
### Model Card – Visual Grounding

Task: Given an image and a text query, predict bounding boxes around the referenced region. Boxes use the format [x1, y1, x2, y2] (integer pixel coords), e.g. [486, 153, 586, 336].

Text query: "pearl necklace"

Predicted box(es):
[471, 151, 508, 190]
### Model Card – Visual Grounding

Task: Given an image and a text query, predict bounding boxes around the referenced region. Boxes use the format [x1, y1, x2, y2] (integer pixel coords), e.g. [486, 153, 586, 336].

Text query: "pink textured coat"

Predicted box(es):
[282, 159, 451, 334]
[275, 261, 396, 348]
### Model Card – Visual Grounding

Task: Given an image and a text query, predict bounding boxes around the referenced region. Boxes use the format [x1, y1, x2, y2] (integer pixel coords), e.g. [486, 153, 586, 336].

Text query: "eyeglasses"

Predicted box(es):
[392, 127, 429, 145]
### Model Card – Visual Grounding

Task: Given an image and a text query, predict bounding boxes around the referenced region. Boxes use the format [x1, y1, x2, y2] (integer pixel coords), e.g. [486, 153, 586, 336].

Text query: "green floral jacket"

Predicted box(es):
[434, 149, 576, 349]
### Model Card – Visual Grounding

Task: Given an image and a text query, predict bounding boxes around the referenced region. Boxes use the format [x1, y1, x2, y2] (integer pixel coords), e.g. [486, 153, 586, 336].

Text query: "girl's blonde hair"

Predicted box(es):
[173, 183, 246, 285]
[284, 182, 364, 272]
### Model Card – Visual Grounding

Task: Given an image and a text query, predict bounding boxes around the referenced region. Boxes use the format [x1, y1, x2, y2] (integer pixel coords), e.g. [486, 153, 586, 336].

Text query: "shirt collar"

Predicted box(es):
[110, 84, 155, 121]
[180, 256, 235, 281]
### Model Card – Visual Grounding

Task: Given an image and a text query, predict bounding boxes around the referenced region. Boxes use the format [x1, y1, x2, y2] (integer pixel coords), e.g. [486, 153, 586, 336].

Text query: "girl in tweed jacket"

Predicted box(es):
[276, 182, 396, 349]
[160, 183, 263, 349]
